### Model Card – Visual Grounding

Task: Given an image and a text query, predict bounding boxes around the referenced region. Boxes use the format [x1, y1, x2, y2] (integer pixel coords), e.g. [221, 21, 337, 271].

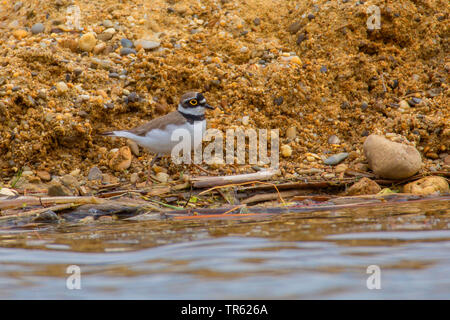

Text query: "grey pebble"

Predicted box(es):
[31, 23, 45, 34]
[120, 38, 134, 48]
[323, 152, 349, 165]
[120, 48, 136, 55]
[320, 65, 328, 73]
[88, 166, 102, 181]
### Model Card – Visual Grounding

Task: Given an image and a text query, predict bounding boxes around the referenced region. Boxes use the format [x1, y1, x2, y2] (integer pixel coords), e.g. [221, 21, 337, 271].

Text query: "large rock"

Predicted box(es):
[363, 135, 422, 179]
[345, 177, 381, 196]
[403, 176, 449, 195]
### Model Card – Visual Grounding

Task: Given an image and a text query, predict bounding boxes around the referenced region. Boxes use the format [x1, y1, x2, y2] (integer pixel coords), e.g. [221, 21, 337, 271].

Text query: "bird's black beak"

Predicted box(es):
[205, 104, 214, 110]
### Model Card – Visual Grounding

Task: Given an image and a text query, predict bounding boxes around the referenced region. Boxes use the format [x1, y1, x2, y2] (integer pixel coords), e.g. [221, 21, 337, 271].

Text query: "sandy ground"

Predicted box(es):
[0, 0, 448, 188]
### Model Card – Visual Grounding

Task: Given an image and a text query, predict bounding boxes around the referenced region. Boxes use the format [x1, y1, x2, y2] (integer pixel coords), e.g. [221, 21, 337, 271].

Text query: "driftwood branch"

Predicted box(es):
[190, 169, 279, 188]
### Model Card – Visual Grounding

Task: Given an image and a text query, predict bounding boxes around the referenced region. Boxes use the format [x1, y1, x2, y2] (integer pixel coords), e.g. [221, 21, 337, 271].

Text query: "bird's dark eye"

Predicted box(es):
[189, 99, 198, 106]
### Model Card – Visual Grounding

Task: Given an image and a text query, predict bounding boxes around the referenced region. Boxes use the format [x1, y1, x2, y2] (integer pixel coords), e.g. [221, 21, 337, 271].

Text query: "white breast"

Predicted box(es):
[112, 120, 206, 155]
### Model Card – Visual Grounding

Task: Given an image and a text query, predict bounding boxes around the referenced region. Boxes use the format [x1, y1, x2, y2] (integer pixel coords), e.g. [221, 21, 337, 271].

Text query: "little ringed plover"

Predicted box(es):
[100, 91, 214, 173]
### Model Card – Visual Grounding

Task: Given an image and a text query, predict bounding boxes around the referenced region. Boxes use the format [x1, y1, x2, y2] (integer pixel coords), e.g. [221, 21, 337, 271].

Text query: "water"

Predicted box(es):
[0, 198, 449, 299]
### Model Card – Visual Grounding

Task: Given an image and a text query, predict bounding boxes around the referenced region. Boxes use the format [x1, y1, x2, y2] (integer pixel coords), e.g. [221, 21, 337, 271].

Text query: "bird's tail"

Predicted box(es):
[99, 131, 116, 137]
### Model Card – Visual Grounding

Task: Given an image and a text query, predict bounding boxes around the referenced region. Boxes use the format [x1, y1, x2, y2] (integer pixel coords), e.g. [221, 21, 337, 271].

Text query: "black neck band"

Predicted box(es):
[178, 111, 205, 124]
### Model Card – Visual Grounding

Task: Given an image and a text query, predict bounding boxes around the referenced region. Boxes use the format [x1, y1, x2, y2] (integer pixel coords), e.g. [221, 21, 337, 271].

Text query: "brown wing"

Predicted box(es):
[126, 111, 186, 136]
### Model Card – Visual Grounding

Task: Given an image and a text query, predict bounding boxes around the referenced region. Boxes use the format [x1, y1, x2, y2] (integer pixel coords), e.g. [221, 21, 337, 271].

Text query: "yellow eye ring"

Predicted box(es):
[189, 99, 198, 106]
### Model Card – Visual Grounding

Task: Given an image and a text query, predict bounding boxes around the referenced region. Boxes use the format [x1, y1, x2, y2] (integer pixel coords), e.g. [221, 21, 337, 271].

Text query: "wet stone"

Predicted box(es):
[32, 210, 59, 223]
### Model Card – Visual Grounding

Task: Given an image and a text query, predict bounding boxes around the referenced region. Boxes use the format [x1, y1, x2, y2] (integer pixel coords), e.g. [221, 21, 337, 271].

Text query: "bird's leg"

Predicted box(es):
[146, 153, 161, 185]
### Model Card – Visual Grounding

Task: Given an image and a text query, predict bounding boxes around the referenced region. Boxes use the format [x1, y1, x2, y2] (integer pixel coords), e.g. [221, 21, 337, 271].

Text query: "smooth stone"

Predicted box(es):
[93, 42, 106, 54]
[327, 135, 340, 144]
[102, 19, 114, 28]
[56, 81, 68, 94]
[78, 32, 97, 52]
[0, 187, 19, 197]
[130, 173, 139, 184]
[134, 39, 160, 50]
[323, 152, 349, 165]
[88, 166, 102, 181]
[109, 146, 132, 171]
[286, 127, 297, 139]
[363, 135, 422, 179]
[36, 170, 51, 182]
[156, 172, 169, 183]
[120, 48, 136, 55]
[48, 183, 73, 196]
[403, 176, 449, 195]
[346, 177, 381, 196]
[31, 23, 45, 34]
[281, 145, 292, 157]
[120, 38, 134, 48]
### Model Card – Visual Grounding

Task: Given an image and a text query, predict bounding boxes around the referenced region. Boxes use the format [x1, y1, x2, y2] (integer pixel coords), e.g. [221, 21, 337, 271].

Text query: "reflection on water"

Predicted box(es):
[0, 198, 449, 299]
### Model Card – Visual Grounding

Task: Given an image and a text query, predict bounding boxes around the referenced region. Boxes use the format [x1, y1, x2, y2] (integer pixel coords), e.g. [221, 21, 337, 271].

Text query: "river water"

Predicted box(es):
[0, 197, 449, 299]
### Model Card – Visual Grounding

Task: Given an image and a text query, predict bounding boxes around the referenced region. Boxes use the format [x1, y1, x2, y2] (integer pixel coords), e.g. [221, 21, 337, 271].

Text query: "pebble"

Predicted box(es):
[56, 81, 68, 94]
[93, 42, 106, 54]
[12, 29, 28, 39]
[335, 163, 348, 173]
[281, 145, 292, 157]
[79, 32, 97, 52]
[286, 127, 297, 139]
[48, 183, 73, 196]
[134, 39, 161, 50]
[130, 172, 139, 184]
[398, 100, 410, 113]
[320, 65, 327, 73]
[31, 23, 45, 34]
[109, 146, 132, 171]
[403, 176, 449, 195]
[102, 19, 114, 28]
[98, 28, 115, 41]
[32, 210, 59, 222]
[88, 166, 102, 181]
[327, 135, 340, 144]
[156, 172, 169, 183]
[253, 18, 261, 26]
[120, 48, 137, 55]
[363, 134, 422, 179]
[288, 21, 303, 34]
[346, 177, 381, 195]
[296, 33, 306, 44]
[242, 116, 249, 125]
[120, 38, 134, 48]
[36, 170, 51, 182]
[323, 152, 349, 165]
[0, 188, 19, 197]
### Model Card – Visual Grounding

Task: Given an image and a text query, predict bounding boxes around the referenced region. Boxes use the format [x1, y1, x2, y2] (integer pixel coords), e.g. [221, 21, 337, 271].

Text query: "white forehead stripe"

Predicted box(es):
[199, 98, 206, 104]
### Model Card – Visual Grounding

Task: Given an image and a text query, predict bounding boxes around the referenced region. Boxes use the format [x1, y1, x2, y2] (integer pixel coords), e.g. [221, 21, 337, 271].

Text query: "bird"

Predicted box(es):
[100, 91, 214, 180]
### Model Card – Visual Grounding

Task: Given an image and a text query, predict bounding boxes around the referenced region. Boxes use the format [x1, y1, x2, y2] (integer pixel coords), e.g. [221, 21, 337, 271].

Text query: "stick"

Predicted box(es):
[190, 169, 279, 188]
